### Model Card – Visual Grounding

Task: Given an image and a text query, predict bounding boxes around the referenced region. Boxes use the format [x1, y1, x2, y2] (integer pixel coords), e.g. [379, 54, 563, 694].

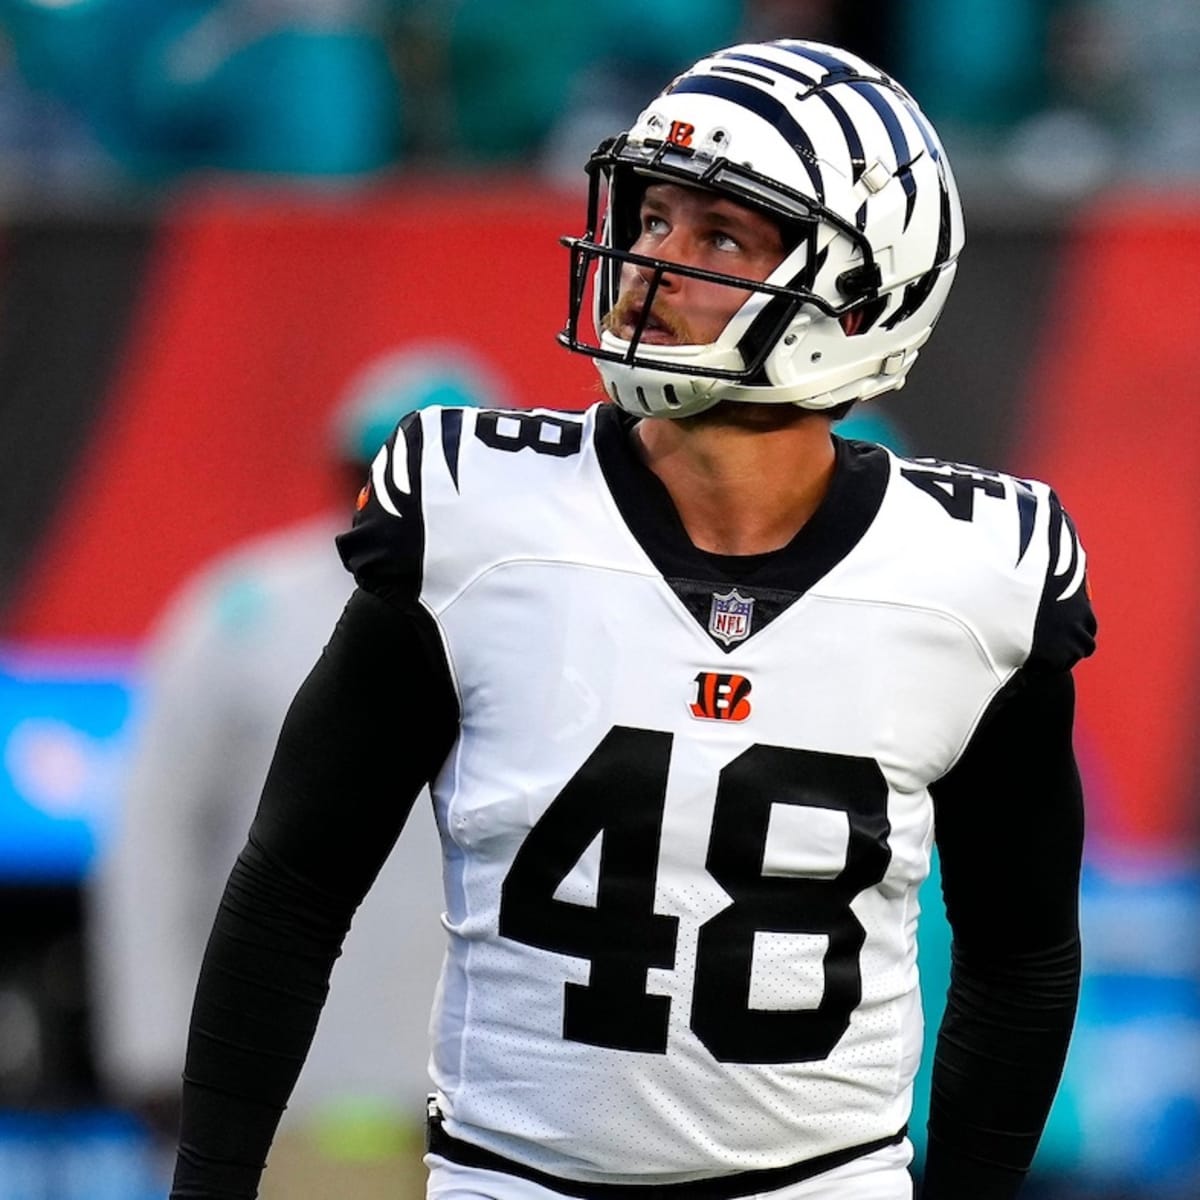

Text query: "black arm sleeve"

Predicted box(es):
[170, 587, 458, 1199]
[921, 669, 1084, 1200]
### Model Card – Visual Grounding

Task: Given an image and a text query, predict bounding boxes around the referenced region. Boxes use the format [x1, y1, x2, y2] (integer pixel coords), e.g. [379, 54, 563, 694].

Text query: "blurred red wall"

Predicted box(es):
[3, 179, 596, 644]
[1, 181, 1197, 850]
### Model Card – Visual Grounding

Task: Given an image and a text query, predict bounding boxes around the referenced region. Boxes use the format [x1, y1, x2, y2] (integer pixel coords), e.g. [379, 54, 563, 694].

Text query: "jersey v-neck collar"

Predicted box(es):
[593, 404, 890, 652]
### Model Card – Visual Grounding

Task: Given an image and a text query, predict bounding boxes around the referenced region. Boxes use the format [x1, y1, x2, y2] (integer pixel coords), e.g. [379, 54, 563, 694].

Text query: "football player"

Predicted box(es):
[171, 41, 1095, 1200]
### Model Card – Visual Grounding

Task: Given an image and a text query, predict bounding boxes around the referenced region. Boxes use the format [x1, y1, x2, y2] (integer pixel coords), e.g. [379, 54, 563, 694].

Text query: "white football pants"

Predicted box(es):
[426, 1140, 913, 1200]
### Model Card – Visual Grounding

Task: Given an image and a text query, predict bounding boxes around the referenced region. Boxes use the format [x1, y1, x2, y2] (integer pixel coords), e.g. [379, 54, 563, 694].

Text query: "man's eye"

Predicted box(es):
[641, 214, 667, 235]
[712, 233, 741, 252]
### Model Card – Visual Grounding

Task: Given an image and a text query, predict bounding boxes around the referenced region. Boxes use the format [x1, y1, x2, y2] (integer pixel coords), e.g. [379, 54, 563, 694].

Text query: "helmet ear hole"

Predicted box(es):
[839, 297, 888, 337]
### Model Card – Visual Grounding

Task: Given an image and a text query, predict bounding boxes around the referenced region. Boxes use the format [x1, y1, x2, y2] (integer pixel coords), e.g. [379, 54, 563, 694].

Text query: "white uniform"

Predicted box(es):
[340, 401, 1091, 1186]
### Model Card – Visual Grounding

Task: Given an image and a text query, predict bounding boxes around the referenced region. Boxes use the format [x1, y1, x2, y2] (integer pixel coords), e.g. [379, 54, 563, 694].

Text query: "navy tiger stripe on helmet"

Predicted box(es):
[558, 39, 964, 418]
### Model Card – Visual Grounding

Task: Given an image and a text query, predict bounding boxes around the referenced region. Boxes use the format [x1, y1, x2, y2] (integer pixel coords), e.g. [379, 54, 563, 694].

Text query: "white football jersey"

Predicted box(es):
[338, 402, 1094, 1185]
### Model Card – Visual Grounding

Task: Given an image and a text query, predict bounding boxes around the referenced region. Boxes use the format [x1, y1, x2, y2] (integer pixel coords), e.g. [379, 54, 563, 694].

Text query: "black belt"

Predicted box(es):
[426, 1107, 906, 1200]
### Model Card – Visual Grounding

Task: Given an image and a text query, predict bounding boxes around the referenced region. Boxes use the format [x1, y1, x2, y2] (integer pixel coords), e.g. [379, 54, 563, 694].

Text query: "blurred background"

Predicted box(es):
[0, 1, 1196, 1198]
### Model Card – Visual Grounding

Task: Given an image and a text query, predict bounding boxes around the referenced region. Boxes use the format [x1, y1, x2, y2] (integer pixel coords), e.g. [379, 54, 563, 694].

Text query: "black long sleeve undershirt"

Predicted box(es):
[922, 668, 1084, 1200]
[171, 591, 1084, 1199]
[171, 588, 458, 1199]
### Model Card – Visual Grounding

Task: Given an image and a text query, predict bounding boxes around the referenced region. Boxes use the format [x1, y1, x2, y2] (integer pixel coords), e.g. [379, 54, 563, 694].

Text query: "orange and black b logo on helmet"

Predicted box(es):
[689, 672, 752, 722]
[667, 120, 695, 147]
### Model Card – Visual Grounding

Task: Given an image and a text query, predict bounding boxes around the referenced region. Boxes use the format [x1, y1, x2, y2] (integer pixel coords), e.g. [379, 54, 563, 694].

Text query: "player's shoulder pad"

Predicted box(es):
[335, 405, 592, 603]
[1032, 487, 1097, 672]
[892, 455, 1096, 672]
[336, 408, 428, 604]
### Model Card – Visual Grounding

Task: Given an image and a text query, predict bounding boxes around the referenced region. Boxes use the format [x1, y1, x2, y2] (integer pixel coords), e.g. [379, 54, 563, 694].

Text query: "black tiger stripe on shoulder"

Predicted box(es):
[440, 407, 467, 492]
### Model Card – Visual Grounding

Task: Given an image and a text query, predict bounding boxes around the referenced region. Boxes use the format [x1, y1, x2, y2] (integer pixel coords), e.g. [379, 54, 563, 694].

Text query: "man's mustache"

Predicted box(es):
[602, 292, 698, 343]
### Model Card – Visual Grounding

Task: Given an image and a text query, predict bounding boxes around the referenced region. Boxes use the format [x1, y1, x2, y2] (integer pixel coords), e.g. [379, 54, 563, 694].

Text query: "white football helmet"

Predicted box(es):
[559, 40, 965, 418]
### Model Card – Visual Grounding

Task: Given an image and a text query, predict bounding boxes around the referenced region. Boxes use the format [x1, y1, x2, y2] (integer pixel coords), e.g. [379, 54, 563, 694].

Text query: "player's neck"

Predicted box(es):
[633, 406, 837, 556]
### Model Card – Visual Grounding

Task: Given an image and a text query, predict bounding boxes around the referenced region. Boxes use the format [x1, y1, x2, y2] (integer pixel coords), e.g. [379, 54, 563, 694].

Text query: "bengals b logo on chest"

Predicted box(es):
[690, 672, 752, 722]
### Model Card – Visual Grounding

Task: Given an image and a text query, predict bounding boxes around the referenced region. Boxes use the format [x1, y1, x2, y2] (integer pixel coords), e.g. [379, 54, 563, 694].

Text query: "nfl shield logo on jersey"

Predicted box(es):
[708, 588, 754, 647]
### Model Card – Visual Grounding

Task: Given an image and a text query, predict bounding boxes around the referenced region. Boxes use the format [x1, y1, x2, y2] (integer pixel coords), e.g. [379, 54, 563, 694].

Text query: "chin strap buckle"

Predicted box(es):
[836, 262, 883, 300]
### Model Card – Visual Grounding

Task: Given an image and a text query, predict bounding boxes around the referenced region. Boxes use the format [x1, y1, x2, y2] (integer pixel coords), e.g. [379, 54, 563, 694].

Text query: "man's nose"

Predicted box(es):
[634, 245, 685, 292]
